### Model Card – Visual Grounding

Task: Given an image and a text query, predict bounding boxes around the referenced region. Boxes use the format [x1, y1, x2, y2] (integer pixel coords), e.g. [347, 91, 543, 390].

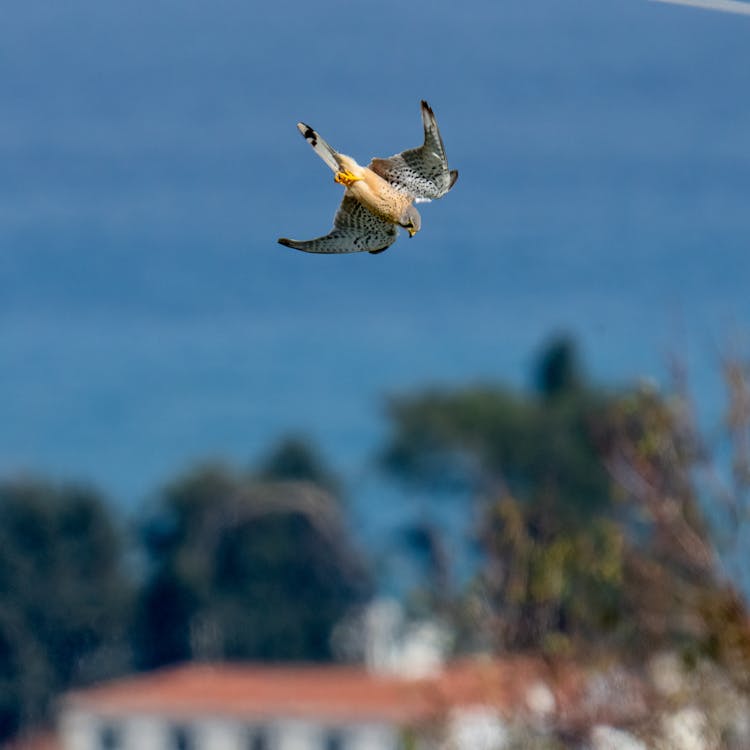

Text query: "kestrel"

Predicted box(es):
[278, 101, 458, 255]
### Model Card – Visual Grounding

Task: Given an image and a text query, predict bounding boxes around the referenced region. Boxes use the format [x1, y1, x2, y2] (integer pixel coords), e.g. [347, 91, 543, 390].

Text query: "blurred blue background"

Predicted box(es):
[2, 0, 749, 514]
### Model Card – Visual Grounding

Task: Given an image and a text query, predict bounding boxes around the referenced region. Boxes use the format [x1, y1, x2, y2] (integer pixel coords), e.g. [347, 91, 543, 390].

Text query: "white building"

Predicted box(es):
[53, 657, 589, 750]
[11, 656, 651, 750]
[59, 663, 419, 750]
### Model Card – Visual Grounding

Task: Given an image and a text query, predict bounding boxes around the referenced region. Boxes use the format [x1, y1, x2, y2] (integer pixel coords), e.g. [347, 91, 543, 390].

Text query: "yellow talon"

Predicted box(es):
[334, 169, 363, 187]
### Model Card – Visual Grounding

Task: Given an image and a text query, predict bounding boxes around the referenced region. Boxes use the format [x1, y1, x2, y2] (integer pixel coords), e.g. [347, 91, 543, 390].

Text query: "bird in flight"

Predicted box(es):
[278, 101, 458, 255]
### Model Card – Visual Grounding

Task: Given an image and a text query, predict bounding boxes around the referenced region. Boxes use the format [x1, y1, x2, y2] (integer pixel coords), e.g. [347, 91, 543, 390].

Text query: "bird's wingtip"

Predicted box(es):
[449, 170, 459, 189]
[277, 238, 294, 248]
[296, 122, 320, 147]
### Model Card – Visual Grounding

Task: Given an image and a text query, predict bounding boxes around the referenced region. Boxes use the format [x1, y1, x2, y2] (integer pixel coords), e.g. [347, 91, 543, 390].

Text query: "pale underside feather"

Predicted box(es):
[296, 122, 340, 172]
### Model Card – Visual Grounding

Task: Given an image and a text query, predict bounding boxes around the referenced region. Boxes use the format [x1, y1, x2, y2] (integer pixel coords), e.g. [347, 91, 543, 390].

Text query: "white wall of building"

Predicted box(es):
[122, 715, 168, 750]
[59, 709, 94, 750]
[60, 709, 403, 750]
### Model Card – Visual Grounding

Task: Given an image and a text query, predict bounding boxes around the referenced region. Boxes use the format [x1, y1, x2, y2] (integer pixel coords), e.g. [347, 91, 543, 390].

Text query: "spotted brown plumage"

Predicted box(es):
[278, 100, 457, 255]
[369, 101, 459, 202]
[278, 195, 398, 255]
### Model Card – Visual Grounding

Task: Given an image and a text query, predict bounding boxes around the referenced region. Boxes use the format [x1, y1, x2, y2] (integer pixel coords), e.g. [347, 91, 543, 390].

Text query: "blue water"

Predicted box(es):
[1, 0, 749, 540]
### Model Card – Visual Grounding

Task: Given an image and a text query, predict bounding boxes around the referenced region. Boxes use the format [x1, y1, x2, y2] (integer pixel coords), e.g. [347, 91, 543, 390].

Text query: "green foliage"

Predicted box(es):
[481, 495, 626, 653]
[1, 336, 746, 742]
[602, 385, 750, 666]
[0, 440, 372, 741]
[135, 465, 372, 668]
[534, 334, 583, 399]
[381, 336, 729, 658]
[0, 480, 132, 739]
[382, 346, 613, 520]
[256, 434, 342, 497]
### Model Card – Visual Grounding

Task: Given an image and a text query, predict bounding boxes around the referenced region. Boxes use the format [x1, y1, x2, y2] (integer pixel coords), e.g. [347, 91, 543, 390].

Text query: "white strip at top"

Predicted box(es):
[651, 0, 750, 15]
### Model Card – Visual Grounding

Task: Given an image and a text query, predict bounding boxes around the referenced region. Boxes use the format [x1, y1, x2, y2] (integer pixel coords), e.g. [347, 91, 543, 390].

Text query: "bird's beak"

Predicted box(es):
[407, 228, 417, 238]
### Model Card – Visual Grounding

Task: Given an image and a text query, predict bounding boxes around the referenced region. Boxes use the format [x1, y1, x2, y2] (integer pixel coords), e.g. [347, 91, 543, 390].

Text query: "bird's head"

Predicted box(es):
[399, 205, 421, 237]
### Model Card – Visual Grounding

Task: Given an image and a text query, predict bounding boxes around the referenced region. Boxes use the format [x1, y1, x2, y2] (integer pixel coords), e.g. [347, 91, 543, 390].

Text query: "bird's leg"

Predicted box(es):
[334, 169, 363, 188]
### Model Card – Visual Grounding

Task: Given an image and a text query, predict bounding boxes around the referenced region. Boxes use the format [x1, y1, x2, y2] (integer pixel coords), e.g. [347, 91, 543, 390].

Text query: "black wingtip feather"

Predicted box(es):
[449, 170, 459, 189]
[296, 122, 318, 147]
[278, 238, 294, 248]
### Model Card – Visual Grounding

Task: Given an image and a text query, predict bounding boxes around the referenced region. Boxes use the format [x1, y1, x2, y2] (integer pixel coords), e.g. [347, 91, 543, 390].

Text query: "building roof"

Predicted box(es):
[63, 657, 649, 729]
[65, 658, 562, 725]
[6, 732, 63, 750]
[66, 663, 435, 724]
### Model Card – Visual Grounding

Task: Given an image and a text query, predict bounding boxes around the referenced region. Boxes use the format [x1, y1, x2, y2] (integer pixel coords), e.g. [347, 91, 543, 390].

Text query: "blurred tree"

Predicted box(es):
[534, 334, 583, 399]
[380, 335, 738, 660]
[394, 518, 455, 620]
[256, 434, 341, 497]
[603, 373, 750, 680]
[0, 480, 132, 741]
[382, 339, 612, 520]
[135, 465, 371, 668]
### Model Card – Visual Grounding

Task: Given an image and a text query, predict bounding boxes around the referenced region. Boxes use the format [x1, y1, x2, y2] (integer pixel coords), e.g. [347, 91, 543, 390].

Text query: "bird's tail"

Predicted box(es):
[297, 122, 341, 172]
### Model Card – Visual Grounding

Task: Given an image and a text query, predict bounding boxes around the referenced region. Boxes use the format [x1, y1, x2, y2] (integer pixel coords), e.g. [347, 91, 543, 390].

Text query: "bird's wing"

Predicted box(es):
[297, 122, 341, 173]
[368, 100, 458, 202]
[278, 195, 398, 255]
